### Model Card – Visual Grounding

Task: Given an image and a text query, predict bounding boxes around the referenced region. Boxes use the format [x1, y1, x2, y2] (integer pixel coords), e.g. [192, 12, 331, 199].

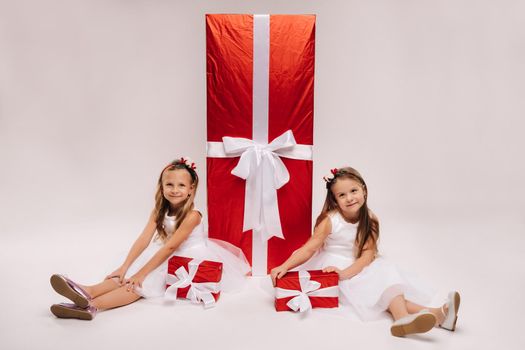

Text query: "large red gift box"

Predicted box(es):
[165, 256, 223, 308]
[275, 270, 339, 312]
[206, 14, 316, 275]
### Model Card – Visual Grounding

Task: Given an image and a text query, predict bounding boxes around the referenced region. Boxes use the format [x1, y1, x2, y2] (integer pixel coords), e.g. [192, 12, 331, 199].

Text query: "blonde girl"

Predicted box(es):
[50, 157, 248, 320]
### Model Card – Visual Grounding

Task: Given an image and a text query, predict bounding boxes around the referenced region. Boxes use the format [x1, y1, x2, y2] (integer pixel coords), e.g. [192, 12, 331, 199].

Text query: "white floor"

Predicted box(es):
[2, 215, 524, 350]
[2, 1, 524, 348]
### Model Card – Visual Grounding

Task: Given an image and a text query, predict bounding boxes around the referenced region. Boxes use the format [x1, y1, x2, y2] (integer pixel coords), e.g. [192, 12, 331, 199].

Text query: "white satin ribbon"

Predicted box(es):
[207, 130, 312, 242]
[165, 259, 221, 309]
[206, 14, 313, 276]
[274, 271, 339, 313]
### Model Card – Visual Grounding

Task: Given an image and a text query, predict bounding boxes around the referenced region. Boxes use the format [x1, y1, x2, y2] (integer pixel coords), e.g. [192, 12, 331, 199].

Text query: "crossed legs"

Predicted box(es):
[388, 294, 445, 324]
[49, 274, 142, 320]
[80, 279, 141, 310]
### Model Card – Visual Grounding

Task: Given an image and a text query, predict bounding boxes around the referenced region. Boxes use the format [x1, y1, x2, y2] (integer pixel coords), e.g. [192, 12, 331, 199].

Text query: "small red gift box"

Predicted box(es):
[166, 256, 223, 308]
[275, 270, 339, 312]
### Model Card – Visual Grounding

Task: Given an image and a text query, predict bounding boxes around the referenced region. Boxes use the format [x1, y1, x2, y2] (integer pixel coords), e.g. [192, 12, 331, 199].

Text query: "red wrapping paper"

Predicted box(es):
[206, 14, 316, 274]
[166, 256, 223, 301]
[275, 270, 339, 311]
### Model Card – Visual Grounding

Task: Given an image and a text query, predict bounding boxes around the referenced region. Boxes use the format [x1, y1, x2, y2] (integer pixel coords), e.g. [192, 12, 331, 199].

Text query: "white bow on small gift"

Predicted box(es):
[165, 259, 221, 309]
[275, 271, 339, 313]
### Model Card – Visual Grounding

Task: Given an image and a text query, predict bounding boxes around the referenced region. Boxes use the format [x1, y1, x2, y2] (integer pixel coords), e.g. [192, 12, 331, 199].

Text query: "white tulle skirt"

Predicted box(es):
[126, 237, 250, 299]
[298, 251, 436, 321]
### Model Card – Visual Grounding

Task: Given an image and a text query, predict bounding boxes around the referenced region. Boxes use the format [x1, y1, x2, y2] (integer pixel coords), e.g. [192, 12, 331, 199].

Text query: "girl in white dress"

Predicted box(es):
[271, 167, 460, 337]
[49, 157, 249, 320]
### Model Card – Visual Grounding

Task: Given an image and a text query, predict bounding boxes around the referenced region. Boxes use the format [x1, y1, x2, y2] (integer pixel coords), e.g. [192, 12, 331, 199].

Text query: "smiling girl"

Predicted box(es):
[270, 167, 460, 337]
[49, 157, 249, 320]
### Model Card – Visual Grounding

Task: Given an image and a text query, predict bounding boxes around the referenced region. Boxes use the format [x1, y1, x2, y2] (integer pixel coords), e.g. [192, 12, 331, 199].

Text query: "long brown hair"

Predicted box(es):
[153, 159, 199, 242]
[315, 166, 379, 258]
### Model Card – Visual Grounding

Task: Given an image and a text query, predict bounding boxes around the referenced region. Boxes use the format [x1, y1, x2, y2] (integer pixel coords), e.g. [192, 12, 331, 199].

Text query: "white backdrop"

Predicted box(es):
[1, 1, 524, 349]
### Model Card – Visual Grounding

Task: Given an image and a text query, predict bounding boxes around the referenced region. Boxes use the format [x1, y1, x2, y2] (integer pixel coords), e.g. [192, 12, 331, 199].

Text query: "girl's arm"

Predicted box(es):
[270, 216, 332, 285]
[125, 210, 201, 291]
[325, 240, 376, 280]
[106, 211, 157, 284]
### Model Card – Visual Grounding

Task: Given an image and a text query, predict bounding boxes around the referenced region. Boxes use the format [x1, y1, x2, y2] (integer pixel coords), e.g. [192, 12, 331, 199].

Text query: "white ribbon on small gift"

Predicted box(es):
[165, 259, 221, 309]
[274, 271, 339, 313]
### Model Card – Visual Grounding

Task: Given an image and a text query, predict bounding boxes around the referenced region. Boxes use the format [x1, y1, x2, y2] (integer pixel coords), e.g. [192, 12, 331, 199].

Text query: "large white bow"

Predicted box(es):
[219, 130, 312, 241]
[275, 271, 339, 313]
[165, 259, 221, 309]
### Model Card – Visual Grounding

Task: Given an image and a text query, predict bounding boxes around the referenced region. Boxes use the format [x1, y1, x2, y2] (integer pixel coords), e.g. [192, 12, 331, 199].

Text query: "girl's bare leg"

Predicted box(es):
[388, 294, 410, 321]
[406, 300, 446, 325]
[91, 285, 141, 310]
[79, 279, 121, 298]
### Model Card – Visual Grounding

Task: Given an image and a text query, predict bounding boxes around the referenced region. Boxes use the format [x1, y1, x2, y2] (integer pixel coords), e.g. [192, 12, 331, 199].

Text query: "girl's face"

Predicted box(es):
[162, 169, 194, 208]
[331, 177, 366, 221]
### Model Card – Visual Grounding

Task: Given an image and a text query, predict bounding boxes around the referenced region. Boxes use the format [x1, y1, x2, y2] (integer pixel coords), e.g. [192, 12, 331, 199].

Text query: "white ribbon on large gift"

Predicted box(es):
[206, 15, 313, 275]
[274, 271, 339, 313]
[165, 259, 221, 309]
[207, 130, 312, 242]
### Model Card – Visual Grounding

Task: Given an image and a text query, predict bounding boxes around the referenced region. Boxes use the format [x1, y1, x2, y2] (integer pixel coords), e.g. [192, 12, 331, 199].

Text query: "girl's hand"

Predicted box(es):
[125, 273, 146, 293]
[322, 266, 349, 280]
[270, 265, 289, 286]
[106, 266, 128, 285]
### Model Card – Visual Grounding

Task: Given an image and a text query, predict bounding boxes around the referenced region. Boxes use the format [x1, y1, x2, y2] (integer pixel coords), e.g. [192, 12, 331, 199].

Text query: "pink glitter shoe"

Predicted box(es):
[50, 303, 97, 320]
[50, 274, 92, 308]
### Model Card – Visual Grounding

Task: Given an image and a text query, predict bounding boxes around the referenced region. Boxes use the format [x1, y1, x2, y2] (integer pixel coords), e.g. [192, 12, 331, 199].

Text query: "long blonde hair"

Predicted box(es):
[315, 166, 379, 258]
[153, 159, 199, 242]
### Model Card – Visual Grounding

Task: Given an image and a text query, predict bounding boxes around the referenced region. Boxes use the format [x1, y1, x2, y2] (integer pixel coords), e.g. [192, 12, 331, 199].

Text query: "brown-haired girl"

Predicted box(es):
[50, 157, 249, 320]
[271, 166, 460, 337]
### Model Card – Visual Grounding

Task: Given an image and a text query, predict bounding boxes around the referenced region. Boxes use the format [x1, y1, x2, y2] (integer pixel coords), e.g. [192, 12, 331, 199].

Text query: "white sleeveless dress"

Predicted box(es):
[125, 211, 250, 298]
[299, 211, 435, 320]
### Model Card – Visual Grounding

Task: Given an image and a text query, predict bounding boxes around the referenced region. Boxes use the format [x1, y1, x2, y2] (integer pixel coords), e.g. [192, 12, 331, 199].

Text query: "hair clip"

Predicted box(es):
[323, 168, 340, 184]
[175, 157, 197, 170]
[323, 174, 334, 183]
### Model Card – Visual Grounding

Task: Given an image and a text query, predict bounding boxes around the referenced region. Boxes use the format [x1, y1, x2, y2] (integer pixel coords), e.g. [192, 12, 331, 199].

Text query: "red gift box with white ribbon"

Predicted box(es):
[165, 256, 223, 308]
[275, 270, 339, 312]
[206, 14, 316, 275]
